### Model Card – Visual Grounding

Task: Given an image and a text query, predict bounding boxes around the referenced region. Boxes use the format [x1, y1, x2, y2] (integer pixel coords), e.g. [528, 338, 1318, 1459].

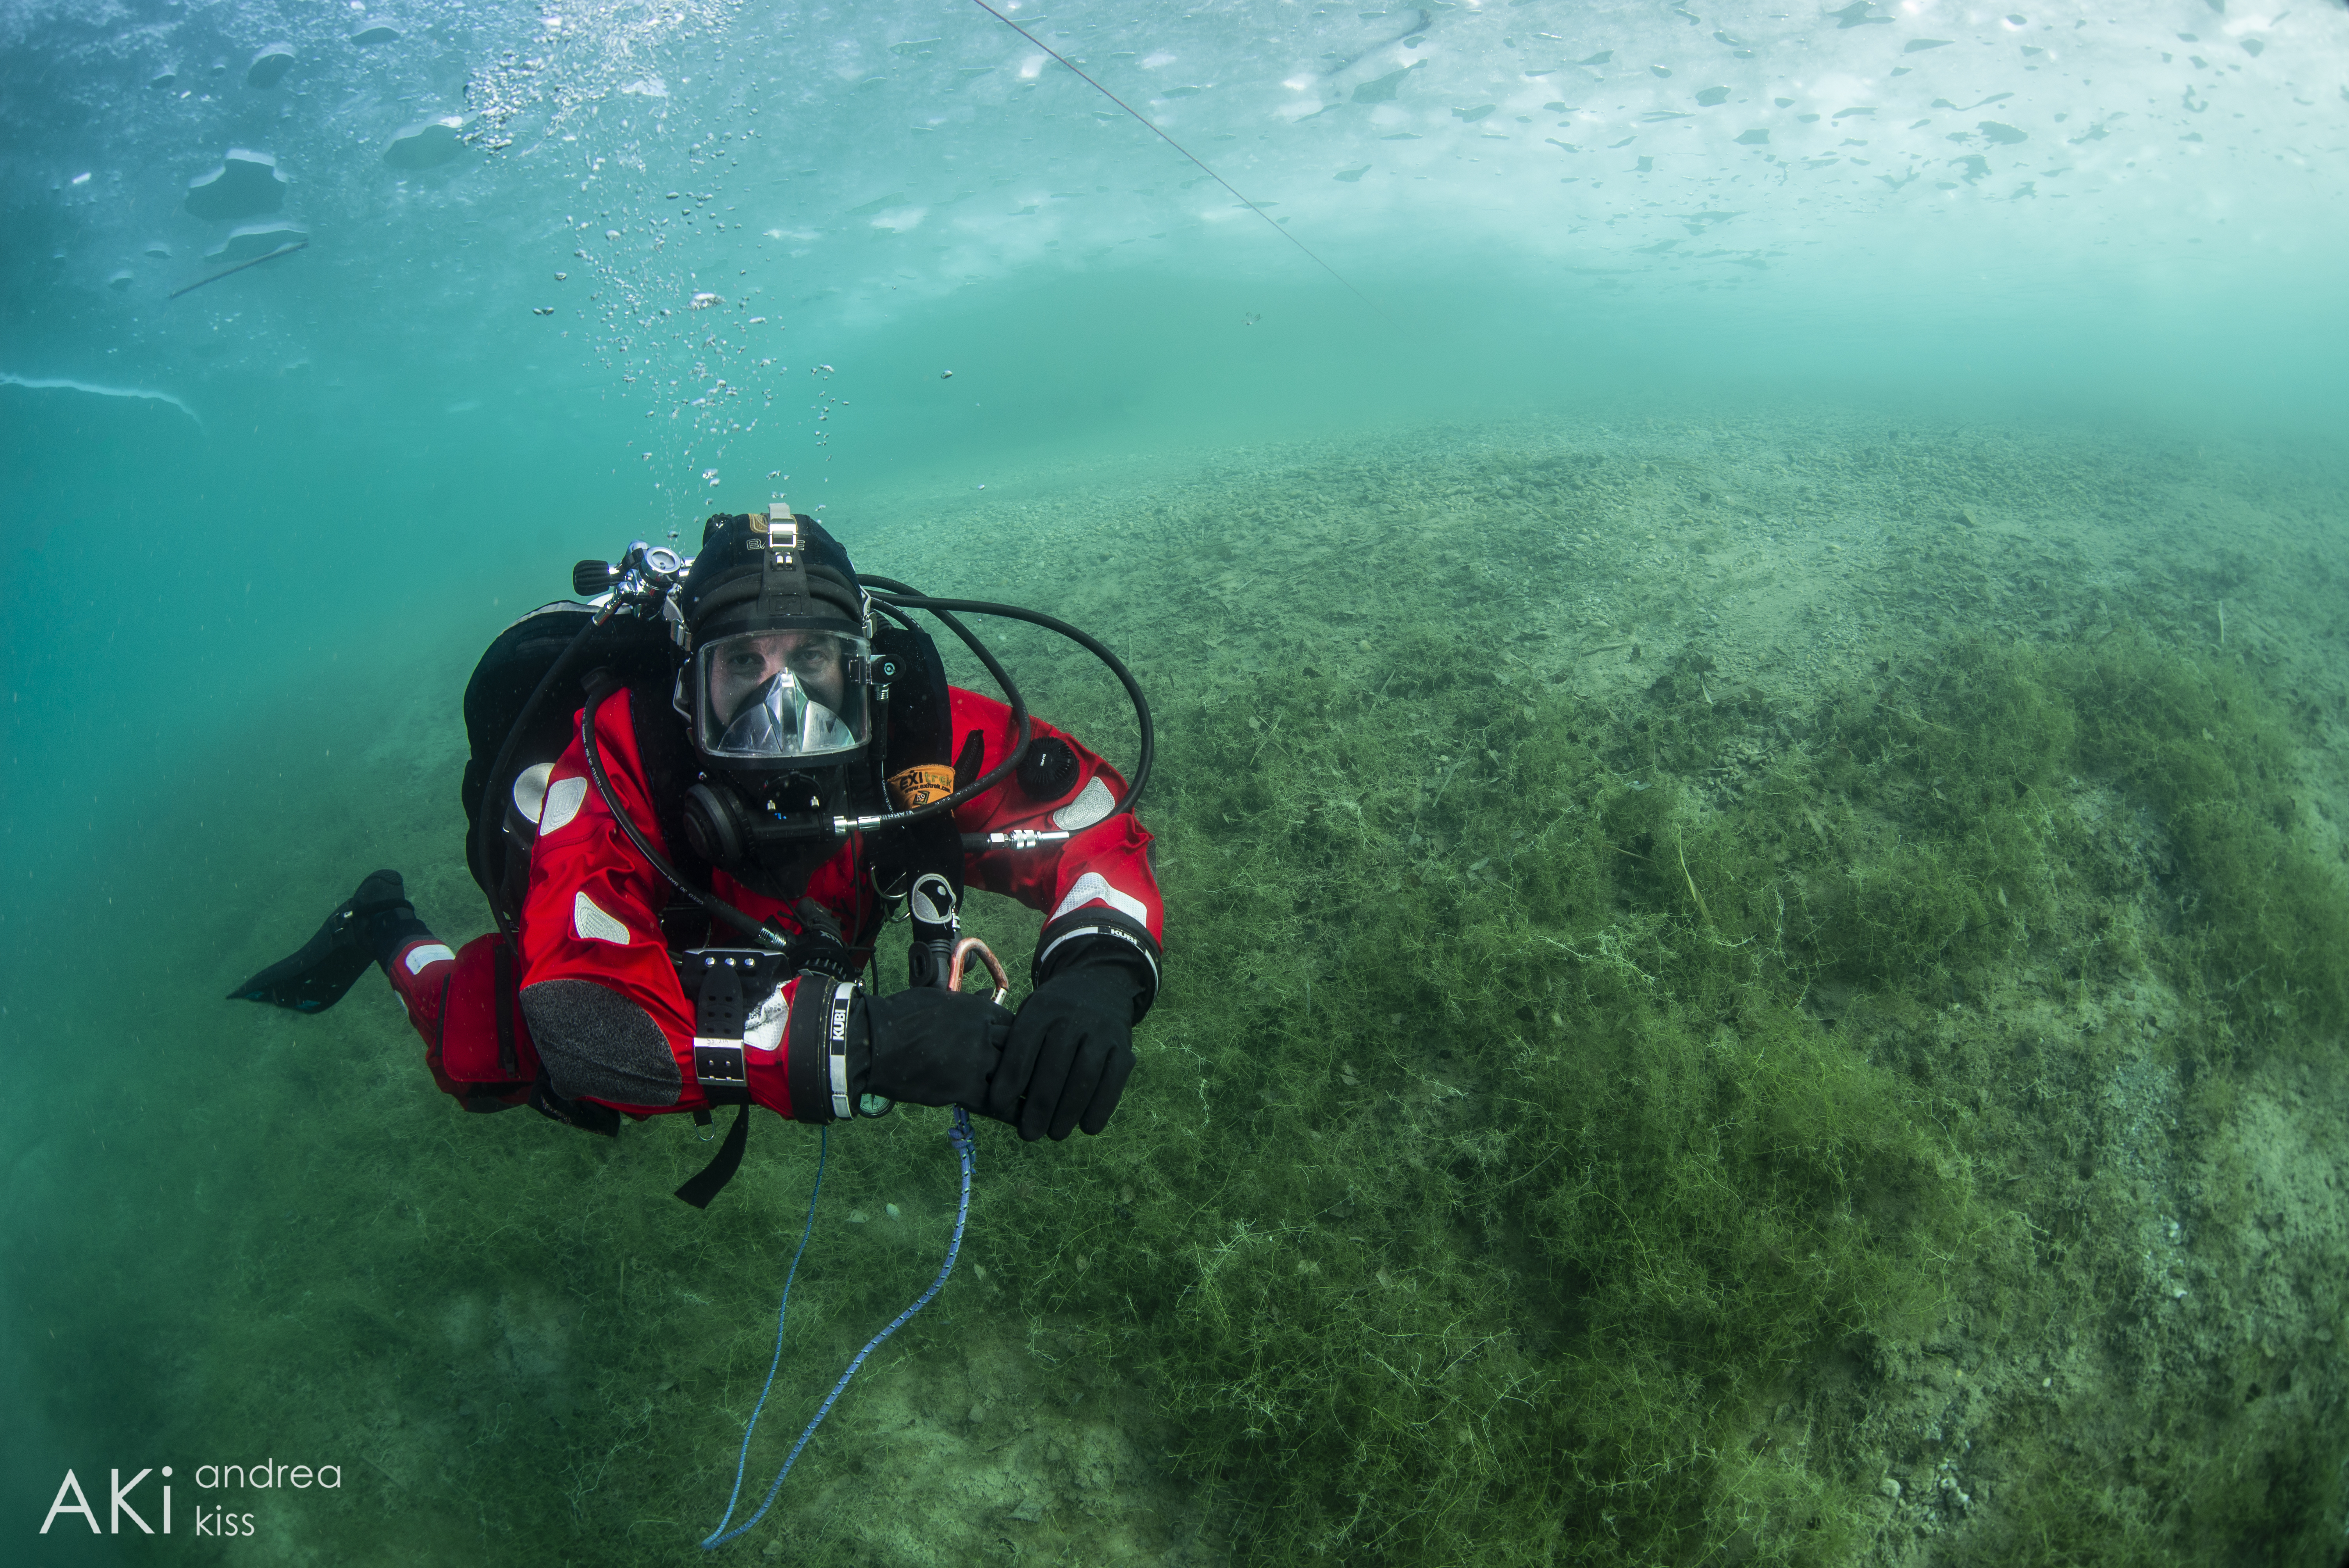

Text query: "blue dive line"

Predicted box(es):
[701, 1107, 978, 1550]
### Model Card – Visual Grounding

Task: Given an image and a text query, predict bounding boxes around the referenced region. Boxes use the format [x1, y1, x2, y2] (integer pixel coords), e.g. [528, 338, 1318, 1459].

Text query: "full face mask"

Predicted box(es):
[694, 627, 872, 761]
[671, 508, 880, 894]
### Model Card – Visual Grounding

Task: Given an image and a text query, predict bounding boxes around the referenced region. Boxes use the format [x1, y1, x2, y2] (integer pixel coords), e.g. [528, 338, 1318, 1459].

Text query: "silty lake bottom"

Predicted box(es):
[9, 400, 2348, 1567]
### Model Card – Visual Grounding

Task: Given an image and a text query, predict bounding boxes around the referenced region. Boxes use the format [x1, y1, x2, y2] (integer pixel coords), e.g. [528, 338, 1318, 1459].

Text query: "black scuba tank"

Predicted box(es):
[460, 602, 674, 919]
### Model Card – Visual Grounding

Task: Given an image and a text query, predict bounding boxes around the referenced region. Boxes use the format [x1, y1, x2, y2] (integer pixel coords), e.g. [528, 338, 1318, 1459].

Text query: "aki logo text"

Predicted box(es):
[40, 1460, 340, 1537]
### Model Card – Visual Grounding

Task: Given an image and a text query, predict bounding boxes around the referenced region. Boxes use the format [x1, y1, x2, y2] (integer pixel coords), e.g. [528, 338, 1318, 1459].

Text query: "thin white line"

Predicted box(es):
[0, 372, 202, 427]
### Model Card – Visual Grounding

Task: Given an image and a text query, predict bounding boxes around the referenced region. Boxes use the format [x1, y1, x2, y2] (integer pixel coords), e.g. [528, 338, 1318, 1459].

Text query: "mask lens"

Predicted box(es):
[696, 630, 869, 760]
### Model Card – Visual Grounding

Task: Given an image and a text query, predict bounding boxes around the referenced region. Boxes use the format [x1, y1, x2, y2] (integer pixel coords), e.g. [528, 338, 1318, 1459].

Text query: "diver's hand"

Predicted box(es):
[786, 897, 859, 984]
[863, 987, 1013, 1110]
[987, 958, 1142, 1141]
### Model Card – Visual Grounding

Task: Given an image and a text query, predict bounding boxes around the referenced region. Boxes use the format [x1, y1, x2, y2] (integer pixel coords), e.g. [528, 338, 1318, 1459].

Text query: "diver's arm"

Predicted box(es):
[941, 687, 1164, 989]
[943, 687, 1162, 1140]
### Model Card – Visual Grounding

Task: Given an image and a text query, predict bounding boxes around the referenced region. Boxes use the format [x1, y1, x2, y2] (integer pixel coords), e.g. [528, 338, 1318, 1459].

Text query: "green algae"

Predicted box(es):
[943, 622, 2349, 1565]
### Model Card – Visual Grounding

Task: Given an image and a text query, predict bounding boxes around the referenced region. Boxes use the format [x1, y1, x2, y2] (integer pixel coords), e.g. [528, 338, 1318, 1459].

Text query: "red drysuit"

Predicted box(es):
[382, 685, 1161, 1123]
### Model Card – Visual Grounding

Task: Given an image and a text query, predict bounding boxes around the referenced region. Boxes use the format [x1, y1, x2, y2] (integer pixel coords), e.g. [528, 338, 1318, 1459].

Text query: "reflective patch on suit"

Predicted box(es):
[402, 942, 456, 975]
[1050, 871, 1148, 924]
[539, 774, 589, 834]
[520, 979, 682, 1106]
[574, 891, 631, 944]
[1052, 775, 1117, 832]
[742, 984, 789, 1053]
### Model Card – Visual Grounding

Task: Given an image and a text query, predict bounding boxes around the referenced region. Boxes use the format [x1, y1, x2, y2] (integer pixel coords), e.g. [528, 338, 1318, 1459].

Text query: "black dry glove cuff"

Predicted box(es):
[1032, 912, 1161, 1021]
[784, 982, 1013, 1123]
[986, 942, 1148, 1142]
[782, 975, 861, 1124]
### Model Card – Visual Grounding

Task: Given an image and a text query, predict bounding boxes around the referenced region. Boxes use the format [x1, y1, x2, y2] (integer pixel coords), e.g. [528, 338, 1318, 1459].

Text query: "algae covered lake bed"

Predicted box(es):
[25, 402, 2348, 1567]
[875, 402, 2349, 1564]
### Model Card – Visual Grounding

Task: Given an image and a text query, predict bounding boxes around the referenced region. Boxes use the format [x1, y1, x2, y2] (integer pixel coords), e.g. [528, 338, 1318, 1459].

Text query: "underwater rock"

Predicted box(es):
[383, 117, 468, 169]
[185, 149, 286, 219]
[205, 222, 307, 263]
[247, 43, 295, 89]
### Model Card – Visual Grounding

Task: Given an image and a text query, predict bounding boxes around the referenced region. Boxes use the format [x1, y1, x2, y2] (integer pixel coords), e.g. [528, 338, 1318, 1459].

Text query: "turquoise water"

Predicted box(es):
[7, 3, 2349, 1563]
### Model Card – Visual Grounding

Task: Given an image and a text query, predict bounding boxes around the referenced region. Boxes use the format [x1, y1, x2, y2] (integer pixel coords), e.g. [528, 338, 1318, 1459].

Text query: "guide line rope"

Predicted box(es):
[966, 0, 1391, 326]
[700, 1106, 978, 1550]
[166, 240, 309, 301]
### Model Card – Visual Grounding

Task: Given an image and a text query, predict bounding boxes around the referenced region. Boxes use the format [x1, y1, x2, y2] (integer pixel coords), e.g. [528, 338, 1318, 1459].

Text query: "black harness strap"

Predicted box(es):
[671, 947, 785, 1206]
[492, 939, 519, 1079]
[435, 965, 455, 1056]
[675, 1105, 753, 1209]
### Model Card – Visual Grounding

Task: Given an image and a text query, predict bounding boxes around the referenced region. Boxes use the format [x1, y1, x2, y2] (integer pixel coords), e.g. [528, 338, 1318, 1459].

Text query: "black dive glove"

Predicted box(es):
[986, 947, 1146, 1142]
[861, 987, 1014, 1112]
[784, 897, 860, 985]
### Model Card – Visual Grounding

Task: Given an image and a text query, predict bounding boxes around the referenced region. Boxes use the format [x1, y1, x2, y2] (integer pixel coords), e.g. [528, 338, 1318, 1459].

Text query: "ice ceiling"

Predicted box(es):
[2, 0, 2344, 447]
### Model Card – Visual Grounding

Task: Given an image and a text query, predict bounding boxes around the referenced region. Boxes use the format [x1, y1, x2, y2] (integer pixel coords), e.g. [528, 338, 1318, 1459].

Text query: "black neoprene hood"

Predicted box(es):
[677, 511, 864, 643]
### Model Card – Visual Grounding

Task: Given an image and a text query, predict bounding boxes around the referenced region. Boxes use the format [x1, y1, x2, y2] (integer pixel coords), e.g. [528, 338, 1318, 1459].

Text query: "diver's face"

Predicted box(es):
[709, 631, 846, 725]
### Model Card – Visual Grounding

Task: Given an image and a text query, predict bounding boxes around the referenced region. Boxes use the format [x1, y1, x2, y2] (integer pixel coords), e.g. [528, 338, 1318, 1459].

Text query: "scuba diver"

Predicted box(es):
[232, 504, 1162, 1202]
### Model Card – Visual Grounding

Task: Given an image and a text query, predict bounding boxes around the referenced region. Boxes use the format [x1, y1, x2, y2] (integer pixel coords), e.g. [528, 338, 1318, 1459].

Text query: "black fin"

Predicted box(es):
[227, 904, 374, 1012]
[227, 871, 414, 1014]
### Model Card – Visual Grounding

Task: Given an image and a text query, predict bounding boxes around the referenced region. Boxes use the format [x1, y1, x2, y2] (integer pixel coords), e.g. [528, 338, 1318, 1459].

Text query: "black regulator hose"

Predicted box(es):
[872, 585, 1034, 827]
[861, 580, 1155, 817]
[577, 681, 786, 950]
